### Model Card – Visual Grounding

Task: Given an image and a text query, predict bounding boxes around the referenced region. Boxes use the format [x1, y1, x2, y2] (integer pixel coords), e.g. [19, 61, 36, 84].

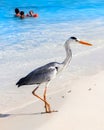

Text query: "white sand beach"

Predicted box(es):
[0, 70, 104, 130]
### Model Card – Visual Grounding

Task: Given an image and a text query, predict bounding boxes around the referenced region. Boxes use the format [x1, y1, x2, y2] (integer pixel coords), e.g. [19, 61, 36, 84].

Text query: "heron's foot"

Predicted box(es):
[41, 110, 58, 114]
[47, 110, 58, 113]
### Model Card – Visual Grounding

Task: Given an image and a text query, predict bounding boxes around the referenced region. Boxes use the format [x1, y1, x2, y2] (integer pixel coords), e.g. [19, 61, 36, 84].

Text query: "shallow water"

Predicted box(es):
[0, 0, 104, 113]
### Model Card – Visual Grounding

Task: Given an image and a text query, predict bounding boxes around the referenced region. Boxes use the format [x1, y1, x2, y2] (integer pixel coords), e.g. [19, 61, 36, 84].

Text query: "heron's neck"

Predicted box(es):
[62, 40, 72, 68]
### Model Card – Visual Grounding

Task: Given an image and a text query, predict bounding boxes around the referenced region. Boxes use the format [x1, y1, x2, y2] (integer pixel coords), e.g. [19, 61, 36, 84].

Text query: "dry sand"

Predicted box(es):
[0, 70, 104, 130]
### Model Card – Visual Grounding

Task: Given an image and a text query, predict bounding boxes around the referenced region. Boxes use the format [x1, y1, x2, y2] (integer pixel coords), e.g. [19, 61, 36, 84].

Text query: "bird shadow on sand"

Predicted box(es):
[0, 112, 44, 118]
[0, 111, 58, 118]
[0, 113, 11, 118]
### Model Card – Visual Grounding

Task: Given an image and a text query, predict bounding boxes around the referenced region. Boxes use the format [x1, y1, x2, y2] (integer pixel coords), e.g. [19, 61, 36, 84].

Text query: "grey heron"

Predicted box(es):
[16, 36, 92, 113]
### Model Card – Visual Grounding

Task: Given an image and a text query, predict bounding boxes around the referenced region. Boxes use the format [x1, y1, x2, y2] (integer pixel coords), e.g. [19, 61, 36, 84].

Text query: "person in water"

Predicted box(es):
[29, 10, 35, 17]
[26, 10, 38, 17]
[15, 8, 20, 17]
[15, 9, 38, 19]
[20, 11, 25, 19]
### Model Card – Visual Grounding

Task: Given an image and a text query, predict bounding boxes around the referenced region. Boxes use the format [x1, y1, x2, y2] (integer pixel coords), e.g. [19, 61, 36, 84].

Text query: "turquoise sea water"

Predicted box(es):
[0, 0, 104, 40]
[0, 0, 104, 47]
[0, 0, 104, 112]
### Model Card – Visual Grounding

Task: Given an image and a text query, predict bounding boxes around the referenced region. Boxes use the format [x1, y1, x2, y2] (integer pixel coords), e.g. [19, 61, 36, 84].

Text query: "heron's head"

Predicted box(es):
[69, 36, 92, 46]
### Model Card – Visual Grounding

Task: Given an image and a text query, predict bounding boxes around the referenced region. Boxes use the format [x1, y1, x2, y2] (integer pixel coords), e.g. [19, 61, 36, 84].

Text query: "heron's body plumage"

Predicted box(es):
[16, 62, 61, 87]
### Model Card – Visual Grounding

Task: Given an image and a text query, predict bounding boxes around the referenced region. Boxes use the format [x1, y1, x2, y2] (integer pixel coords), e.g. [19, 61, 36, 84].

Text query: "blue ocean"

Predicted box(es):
[0, 0, 104, 45]
[0, 0, 104, 113]
[0, 0, 104, 47]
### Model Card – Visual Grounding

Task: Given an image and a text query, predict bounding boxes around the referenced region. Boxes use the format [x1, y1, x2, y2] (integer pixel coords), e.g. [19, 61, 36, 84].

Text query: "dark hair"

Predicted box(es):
[15, 8, 20, 14]
[29, 10, 34, 16]
[20, 11, 24, 15]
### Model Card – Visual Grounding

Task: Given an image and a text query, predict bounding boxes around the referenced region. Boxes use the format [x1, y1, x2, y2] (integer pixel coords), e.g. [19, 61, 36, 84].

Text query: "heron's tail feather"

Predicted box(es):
[16, 77, 27, 87]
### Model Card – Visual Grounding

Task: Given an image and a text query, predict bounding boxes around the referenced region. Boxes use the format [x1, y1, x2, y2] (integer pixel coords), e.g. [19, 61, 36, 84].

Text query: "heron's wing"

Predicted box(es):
[17, 62, 60, 86]
[32, 62, 60, 74]
[26, 62, 59, 84]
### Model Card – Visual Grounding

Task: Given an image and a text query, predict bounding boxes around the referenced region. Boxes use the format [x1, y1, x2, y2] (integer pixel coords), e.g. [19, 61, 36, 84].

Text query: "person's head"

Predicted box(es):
[29, 10, 34, 16]
[15, 8, 20, 17]
[15, 8, 20, 14]
[20, 11, 25, 19]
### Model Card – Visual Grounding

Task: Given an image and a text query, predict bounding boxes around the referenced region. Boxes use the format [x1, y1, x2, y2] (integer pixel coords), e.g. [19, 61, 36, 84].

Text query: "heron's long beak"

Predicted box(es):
[78, 40, 92, 46]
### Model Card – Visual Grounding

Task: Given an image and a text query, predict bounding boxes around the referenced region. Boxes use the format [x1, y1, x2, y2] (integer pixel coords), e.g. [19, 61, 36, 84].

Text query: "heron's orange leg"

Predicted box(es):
[43, 87, 50, 112]
[43, 87, 58, 113]
[32, 86, 51, 113]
